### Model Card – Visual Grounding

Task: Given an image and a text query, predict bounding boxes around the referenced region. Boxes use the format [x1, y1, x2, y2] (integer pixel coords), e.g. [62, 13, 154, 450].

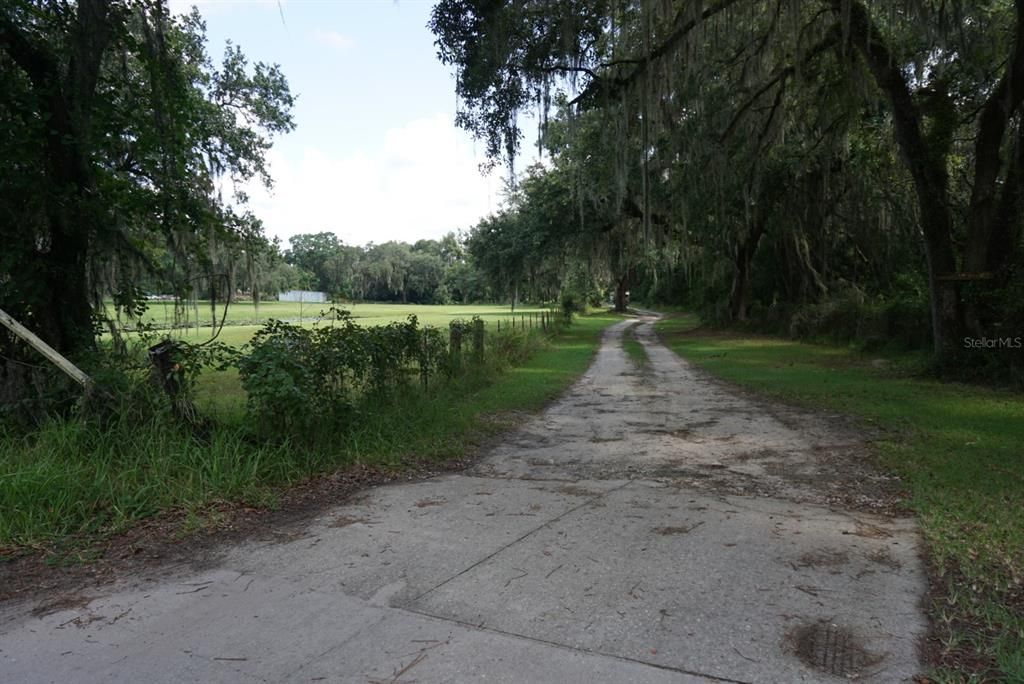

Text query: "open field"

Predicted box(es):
[115, 302, 563, 417]
[655, 314, 1024, 681]
[111, 301, 552, 347]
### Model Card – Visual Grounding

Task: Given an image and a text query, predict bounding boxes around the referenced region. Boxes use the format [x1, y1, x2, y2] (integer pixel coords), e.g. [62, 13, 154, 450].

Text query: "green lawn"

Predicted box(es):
[0, 313, 617, 556]
[655, 314, 1024, 682]
[112, 301, 551, 347]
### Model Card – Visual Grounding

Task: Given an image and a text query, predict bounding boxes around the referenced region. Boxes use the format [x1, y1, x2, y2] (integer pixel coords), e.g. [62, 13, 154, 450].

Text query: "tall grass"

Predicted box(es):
[0, 314, 616, 554]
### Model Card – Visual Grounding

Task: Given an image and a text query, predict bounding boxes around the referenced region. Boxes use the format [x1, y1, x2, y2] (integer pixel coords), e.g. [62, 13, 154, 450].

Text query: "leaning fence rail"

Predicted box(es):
[0, 308, 93, 389]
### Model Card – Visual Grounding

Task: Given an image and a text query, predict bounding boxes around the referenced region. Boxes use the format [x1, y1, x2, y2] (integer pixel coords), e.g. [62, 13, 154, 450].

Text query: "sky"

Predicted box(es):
[167, 0, 525, 249]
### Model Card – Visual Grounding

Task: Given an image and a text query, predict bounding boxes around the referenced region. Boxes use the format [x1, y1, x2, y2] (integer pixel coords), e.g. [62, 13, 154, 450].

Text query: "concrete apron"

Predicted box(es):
[0, 318, 928, 683]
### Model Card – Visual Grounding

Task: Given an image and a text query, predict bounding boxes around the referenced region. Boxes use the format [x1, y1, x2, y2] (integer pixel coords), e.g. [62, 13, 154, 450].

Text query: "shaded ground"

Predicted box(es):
[0, 316, 928, 683]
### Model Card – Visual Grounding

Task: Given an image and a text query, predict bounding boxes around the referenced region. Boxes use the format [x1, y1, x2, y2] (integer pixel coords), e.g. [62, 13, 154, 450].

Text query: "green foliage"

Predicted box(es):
[0, 0, 295, 396]
[236, 311, 498, 441]
[277, 232, 487, 305]
[464, 163, 611, 309]
[560, 292, 583, 319]
[430, 0, 1024, 366]
[239, 312, 414, 436]
[0, 312, 615, 555]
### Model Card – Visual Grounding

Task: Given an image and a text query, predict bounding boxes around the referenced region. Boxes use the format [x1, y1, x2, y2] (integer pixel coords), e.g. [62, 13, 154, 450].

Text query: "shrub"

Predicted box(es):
[786, 288, 931, 352]
[561, 293, 582, 320]
[238, 312, 414, 436]
[238, 310, 477, 441]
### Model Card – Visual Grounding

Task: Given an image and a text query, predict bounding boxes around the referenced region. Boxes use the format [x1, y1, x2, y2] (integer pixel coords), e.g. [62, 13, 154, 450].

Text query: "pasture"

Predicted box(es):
[112, 301, 553, 348]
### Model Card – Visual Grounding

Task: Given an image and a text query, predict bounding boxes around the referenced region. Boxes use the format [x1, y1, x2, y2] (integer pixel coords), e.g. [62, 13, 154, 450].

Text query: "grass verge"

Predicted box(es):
[0, 313, 618, 558]
[621, 324, 649, 370]
[655, 314, 1023, 682]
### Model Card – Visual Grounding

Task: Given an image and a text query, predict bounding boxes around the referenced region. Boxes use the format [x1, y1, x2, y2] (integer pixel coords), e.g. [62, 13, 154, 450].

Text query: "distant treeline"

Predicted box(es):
[163, 229, 576, 308]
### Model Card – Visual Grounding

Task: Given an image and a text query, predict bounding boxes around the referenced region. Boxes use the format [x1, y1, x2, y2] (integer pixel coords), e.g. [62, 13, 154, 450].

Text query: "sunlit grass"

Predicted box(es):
[110, 301, 553, 347]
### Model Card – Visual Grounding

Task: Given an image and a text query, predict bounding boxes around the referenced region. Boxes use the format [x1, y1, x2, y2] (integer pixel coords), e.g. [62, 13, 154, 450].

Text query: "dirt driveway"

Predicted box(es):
[0, 317, 927, 683]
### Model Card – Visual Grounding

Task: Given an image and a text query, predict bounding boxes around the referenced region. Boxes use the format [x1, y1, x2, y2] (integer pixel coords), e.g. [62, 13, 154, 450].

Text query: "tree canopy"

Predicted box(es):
[430, 0, 1024, 363]
[1, 0, 294, 356]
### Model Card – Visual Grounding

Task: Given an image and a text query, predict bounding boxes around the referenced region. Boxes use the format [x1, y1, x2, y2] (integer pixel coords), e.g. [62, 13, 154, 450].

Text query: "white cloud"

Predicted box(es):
[312, 29, 354, 50]
[245, 114, 504, 247]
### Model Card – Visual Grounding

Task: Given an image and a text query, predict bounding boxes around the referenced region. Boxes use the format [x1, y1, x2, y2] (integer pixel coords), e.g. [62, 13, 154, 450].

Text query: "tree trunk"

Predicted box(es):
[920, 217, 964, 358]
[729, 218, 766, 322]
[964, 5, 1024, 274]
[838, 0, 965, 358]
[41, 226, 95, 354]
[0, 0, 115, 354]
[614, 275, 628, 313]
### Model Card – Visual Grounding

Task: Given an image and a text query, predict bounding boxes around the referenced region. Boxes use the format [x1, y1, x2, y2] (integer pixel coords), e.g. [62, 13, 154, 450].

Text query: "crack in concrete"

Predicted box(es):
[392, 602, 752, 684]
[407, 480, 633, 604]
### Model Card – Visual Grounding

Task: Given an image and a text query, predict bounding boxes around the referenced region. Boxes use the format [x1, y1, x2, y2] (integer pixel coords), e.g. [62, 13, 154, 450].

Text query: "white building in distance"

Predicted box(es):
[278, 290, 328, 303]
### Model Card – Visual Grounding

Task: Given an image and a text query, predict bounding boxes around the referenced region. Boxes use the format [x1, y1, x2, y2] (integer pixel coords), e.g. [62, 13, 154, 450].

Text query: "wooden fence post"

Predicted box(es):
[420, 330, 428, 390]
[449, 321, 462, 372]
[472, 318, 484, 362]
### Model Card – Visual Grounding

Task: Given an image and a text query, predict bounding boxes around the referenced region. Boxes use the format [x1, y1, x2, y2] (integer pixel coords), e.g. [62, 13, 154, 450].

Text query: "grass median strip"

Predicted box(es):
[0, 313, 618, 557]
[655, 314, 1024, 682]
[621, 324, 649, 371]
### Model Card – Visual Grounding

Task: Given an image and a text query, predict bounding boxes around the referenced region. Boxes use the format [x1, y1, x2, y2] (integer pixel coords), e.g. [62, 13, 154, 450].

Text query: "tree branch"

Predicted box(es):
[570, 0, 750, 107]
[0, 6, 60, 90]
[720, 69, 790, 143]
[719, 25, 841, 144]
[538, 63, 600, 81]
[830, 0, 950, 227]
[965, 0, 1024, 270]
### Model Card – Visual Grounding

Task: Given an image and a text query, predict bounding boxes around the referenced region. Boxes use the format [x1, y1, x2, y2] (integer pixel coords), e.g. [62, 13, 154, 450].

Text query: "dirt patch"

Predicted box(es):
[789, 620, 882, 678]
[733, 448, 783, 462]
[30, 592, 93, 617]
[866, 547, 903, 570]
[414, 497, 447, 508]
[846, 521, 894, 539]
[797, 549, 850, 569]
[762, 460, 820, 482]
[328, 514, 370, 528]
[555, 485, 600, 497]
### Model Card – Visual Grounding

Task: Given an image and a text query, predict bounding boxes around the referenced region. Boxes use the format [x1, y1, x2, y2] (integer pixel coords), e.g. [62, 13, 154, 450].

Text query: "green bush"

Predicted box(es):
[237, 311, 502, 441]
[786, 289, 931, 351]
[560, 293, 582, 320]
[238, 312, 432, 437]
